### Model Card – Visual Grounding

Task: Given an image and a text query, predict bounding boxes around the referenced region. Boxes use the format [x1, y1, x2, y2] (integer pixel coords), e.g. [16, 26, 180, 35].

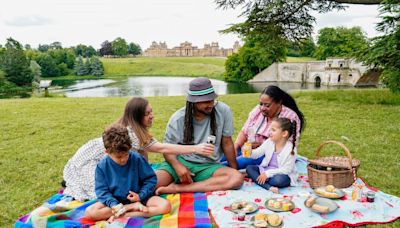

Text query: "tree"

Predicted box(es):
[38, 44, 50, 52]
[75, 56, 89, 76]
[112, 37, 128, 56]
[225, 32, 287, 82]
[314, 26, 369, 60]
[74, 44, 97, 57]
[35, 53, 60, 77]
[128, 42, 142, 55]
[0, 38, 33, 86]
[99, 40, 113, 56]
[49, 41, 62, 50]
[90, 57, 104, 76]
[30, 60, 41, 91]
[287, 36, 316, 57]
[358, 0, 400, 92]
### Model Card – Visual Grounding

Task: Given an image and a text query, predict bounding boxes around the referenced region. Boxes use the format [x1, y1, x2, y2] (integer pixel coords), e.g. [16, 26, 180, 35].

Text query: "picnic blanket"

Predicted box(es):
[15, 192, 211, 228]
[207, 156, 400, 228]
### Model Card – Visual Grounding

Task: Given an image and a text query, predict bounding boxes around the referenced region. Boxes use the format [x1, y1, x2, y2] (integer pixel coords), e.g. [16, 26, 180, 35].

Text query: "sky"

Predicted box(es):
[0, 0, 381, 50]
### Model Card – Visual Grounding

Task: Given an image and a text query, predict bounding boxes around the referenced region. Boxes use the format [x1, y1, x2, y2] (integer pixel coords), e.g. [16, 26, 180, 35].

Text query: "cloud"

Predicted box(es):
[5, 15, 52, 27]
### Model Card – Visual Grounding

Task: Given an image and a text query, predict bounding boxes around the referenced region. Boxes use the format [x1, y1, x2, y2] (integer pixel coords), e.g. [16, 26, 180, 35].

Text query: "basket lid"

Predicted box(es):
[309, 156, 360, 169]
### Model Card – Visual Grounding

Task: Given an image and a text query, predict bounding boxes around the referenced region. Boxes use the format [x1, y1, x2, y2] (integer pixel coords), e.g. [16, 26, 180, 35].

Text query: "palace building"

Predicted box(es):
[143, 41, 240, 57]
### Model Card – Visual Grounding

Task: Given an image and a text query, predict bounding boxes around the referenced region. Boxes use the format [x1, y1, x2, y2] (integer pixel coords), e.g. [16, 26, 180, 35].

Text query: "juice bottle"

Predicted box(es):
[242, 142, 252, 158]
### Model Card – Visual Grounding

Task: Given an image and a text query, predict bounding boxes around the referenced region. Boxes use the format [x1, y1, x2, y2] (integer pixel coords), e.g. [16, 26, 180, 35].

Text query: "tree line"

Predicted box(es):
[0, 37, 142, 95]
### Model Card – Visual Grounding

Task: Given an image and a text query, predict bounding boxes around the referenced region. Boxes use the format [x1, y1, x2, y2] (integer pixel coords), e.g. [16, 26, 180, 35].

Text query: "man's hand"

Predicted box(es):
[174, 163, 195, 184]
[256, 173, 268, 185]
[194, 143, 214, 157]
[127, 191, 140, 202]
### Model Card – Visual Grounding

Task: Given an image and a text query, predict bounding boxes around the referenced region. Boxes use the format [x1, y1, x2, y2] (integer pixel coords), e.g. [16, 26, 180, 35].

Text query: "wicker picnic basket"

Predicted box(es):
[307, 140, 360, 188]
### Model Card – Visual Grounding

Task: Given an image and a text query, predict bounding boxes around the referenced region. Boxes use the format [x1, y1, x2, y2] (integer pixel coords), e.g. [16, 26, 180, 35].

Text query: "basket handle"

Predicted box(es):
[315, 140, 353, 170]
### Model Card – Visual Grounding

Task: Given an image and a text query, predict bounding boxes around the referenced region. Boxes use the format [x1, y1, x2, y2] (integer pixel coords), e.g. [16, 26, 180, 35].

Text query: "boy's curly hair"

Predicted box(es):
[102, 124, 132, 154]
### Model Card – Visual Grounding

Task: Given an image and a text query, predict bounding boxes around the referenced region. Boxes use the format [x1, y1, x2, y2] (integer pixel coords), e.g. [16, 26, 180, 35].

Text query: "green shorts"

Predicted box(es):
[156, 156, 225, 183]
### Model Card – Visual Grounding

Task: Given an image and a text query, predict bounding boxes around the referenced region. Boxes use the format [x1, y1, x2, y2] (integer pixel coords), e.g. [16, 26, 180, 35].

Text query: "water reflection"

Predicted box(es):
[64, 77, 228, 98]
[59, 76, 353, 98]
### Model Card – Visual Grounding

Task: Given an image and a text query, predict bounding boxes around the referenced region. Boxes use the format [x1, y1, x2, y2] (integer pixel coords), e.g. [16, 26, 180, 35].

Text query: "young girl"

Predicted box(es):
[245, 117, 298, 194]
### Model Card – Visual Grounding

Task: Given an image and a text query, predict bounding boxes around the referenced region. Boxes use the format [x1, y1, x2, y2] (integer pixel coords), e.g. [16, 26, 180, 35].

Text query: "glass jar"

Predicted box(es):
[367, 191, 375, 203]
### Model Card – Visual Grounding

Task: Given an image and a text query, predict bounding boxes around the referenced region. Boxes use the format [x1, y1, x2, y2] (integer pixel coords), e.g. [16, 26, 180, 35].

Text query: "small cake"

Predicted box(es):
[268, 199, 275, 207]
[326, 185, 336, 193]
[244, 205, 254, 212]
[267, 214, 282, 226]
[282, 202, 292, 211]
[273, 201, 282, 209]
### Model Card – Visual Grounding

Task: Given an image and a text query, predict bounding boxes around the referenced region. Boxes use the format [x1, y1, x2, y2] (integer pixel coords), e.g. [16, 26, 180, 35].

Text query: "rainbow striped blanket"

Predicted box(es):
[15, 192, 211, 228]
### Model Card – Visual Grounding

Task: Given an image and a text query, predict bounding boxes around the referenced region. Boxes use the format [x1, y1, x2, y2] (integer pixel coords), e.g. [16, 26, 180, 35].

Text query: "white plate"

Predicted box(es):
[265, 198, 295, 212]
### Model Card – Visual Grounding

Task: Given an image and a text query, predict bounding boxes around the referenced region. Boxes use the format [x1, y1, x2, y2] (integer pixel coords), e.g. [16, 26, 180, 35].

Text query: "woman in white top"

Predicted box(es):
[63, 97, 214, 201]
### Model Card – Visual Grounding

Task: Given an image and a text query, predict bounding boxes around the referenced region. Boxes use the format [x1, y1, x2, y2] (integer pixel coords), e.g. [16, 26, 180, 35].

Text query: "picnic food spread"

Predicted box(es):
[265, 198, 295, 212]
[230, 201, 257, 213]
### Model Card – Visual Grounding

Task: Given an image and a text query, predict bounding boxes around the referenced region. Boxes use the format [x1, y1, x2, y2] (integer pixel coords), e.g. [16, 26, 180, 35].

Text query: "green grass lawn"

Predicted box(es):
[101, 57, 226, 80]
[285, 56, 317, 62]
[1, 89, 400, 227]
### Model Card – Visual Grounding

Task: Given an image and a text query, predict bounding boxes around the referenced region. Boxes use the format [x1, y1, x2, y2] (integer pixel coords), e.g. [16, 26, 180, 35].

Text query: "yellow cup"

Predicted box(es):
[242, 142, 252, 158]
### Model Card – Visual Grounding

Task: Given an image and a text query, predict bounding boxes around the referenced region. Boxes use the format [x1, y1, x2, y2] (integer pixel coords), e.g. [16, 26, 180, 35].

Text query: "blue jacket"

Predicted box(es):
[95, 151, 156, 207]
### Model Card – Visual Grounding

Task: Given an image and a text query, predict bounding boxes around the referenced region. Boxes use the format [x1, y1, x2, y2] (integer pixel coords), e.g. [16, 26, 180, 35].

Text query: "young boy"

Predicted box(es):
[85, 124, 171, 222]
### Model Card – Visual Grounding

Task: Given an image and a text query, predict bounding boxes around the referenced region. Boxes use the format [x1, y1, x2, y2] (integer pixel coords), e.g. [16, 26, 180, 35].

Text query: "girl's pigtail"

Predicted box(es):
[291, 121, 297, 155]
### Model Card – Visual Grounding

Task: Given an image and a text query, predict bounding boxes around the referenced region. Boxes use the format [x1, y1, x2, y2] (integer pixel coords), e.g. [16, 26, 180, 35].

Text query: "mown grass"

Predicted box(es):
[101, 57, 226, 80]
[1, 89, 399, 227]
[286, 56, 317, 62]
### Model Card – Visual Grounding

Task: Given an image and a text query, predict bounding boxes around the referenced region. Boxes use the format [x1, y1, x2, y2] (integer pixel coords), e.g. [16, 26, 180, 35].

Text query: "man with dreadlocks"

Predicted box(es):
[155, 77, 243, 194]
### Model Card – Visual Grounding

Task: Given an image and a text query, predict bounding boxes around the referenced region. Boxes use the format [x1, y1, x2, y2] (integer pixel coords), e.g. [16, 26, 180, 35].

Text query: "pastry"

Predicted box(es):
[253, 220, 268, 228]
[267, 213, 282, 226]
[311, 204, 330, 213]
[326, 185, 336, 193]
[324, 191, 340, 198]
[254, 213, 267, 221]
[305, 196, 317, 207]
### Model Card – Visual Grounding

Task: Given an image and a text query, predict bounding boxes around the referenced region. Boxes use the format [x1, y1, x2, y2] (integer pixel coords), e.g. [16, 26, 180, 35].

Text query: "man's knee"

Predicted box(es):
[155, 170, 173, 188]
[228, 170, 244, 189]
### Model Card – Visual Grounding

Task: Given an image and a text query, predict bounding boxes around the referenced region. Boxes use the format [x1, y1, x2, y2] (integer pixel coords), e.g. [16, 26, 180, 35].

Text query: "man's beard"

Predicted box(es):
[196, 108, 212, 116]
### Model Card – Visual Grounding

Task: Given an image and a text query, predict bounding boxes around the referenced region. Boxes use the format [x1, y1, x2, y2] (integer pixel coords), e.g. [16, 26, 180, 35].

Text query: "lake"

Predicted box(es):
[52, 76, 352, 98]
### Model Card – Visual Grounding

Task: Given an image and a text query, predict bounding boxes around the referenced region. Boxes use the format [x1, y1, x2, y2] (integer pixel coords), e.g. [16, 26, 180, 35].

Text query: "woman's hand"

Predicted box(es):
[256, 173, 268, 185]
[194, 143, 214, 157]
[127, 191, 140, 202]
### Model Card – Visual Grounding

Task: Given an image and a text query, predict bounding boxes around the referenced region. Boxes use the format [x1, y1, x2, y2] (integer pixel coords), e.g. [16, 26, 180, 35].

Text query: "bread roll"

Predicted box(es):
[311, 204, 330, 213]
[254, 213, 267, 221]
[305, 197, 317, 207]
[326, 185, 336, 193]
[267, 214, 282, 226]
[324, 192, 340, 198]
